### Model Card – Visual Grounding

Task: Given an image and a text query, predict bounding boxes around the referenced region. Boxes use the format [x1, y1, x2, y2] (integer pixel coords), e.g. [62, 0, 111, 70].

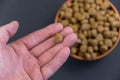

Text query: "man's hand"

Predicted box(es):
[0, 21, 77, 80]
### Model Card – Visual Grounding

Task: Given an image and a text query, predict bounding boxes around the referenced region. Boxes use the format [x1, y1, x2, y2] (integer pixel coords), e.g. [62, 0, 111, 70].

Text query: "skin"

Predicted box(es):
[0, 21, 77, 80]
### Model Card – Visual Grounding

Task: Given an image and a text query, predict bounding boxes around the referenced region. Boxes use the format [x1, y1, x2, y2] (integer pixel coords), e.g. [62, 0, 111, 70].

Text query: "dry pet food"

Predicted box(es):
[55, 33, 63, 43]
[57, 0, 120, 60]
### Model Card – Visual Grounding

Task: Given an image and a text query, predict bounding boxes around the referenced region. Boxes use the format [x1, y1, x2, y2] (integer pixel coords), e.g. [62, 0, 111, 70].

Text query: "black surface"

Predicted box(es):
[0, 0, 120, 80]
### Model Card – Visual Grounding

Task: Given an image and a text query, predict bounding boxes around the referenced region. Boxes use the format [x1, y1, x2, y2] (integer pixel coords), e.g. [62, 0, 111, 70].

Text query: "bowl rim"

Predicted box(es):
[55, 0, 120, 61]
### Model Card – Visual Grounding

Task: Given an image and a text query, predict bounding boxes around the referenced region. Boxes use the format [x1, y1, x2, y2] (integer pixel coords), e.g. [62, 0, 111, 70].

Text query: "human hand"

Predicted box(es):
[0, 21, 77, 80]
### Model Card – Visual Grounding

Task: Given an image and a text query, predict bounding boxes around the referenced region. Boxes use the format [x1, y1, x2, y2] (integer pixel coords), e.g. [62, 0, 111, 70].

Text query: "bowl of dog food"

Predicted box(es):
[55, 0, 120, 61]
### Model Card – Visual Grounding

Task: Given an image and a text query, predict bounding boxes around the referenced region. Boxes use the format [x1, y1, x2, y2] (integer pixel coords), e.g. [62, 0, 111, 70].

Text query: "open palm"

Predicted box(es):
[0, 21, 77, 80]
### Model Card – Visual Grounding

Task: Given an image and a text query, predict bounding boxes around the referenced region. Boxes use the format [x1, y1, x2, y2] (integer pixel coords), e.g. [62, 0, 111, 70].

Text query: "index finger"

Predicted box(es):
[14, 23, 63, 49]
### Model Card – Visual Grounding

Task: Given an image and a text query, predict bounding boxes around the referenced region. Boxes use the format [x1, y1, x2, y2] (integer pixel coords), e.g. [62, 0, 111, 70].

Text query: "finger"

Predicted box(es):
[38, 33, 77, 67]
[17, 48, 44, 80]
[41, 47, 70, 80]
[30, 27, 73, 57]
[17, 23, 63, 49]
[0, 21, 19, 43]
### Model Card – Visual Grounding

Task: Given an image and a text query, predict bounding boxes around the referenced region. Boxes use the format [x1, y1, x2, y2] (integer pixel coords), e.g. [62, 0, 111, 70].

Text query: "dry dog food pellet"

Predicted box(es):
[80, 45, 87, 53]
[96, 0, 103, 5]
[97, 26, 104, 33]
[71, 47, 77, 54]
[88, 46, 93, 53]
[104, 39, 113, 47]
[91, 29, 97, 37]
[100, 45, 108, 53]
[91, 52, 97, 59]
[55, 33, 63, 43]
[84, 53, 91, 60]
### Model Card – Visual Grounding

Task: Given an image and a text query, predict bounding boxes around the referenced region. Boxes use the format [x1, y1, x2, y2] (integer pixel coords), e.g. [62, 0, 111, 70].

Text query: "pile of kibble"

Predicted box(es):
[57, 0, 120, 60]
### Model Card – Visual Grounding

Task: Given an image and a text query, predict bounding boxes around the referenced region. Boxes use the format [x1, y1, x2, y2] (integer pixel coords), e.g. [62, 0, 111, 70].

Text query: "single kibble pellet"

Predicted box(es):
[97, 21, 104, 25]
[88, 39, 98, 46]
[96, 34, 103, 41]
[89, 17, 95, 24]
[96, 0, 103, 5]
[91, 29, 97, 37]
[111, 21, 120, 28]
[71, 25, 79, 32]
[104, 22, 110, 27]
[55, 33, 63, 43]
[80, 45, 87, 53]
[77, 14, 86, 20]
[104, 27, 109, 31]
[108, 17, 115, 22]
[112, 37, 117, 43]
[93, 45, 99, 51]
[71, 47, 77, 54]
[99, 10, 106, 15]
[97, 26, 104, 33]
[85, 3, 90, 10]
[96, 5, 100, 10]
[81, 19, 89, 24]
[64, 12, 72, 19]
[114, 13, 119, 20]
[71, 17, 77, 23]
[108, 10, 114, 16]
[91, 3, 96, 9]
[90, 22, 98, 29]
[100, 1, 110, 10]
[65, 8, 73, 13]
[81, 23, 90, 30]
[84, 53, 91, 60]
[103, 31, 111, 38]
[59, 11, 65, 18]
[96, 14, 106, 21]
[88, 46, 93, 53]
[79, 34, 86, 40]
[88, 8, 96, 15]
[91, 53, 97, 59]
[61, 20, 69, 27]
[73, 5, 79, 12]
[81, 39, 88, 45]
[77, 38, 82, 44]
[104, 39, 113, 47]
[100, 45, 108, 53]
[99, 41, 104, 46]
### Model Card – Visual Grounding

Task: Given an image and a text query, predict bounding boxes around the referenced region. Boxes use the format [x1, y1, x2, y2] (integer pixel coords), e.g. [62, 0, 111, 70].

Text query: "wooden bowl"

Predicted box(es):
[55, 0, 120, 61]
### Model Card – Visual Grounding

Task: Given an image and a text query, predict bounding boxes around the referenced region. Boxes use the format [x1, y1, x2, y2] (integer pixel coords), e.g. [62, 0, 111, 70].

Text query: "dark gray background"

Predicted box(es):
[0, 0, 120, 80]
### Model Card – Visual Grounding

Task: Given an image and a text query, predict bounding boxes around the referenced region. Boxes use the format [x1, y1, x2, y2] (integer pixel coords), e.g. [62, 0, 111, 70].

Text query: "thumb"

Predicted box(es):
[0, 21, 19, 44]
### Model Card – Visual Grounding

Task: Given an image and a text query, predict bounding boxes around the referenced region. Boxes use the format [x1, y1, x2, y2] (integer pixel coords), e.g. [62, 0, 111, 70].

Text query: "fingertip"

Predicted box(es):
[69, 33, 78, 47]
[10, 20, 19, 29]
[64, 27, 73, 33]
[68, 33, 78, 43]
[72, 33, 78, 42]
[63, 47, 70, 55]
[7, 21, 19, 37]
[63, 33, 78, 47]
[52, 23, 63, 30]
